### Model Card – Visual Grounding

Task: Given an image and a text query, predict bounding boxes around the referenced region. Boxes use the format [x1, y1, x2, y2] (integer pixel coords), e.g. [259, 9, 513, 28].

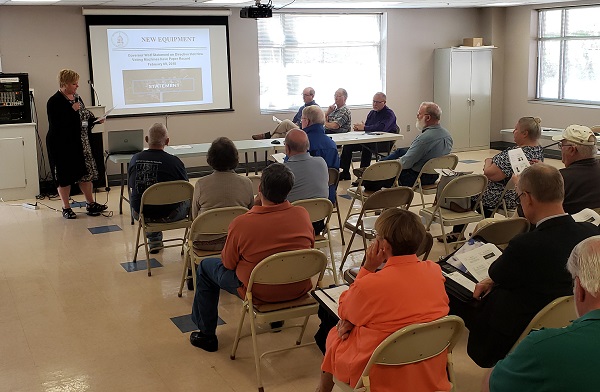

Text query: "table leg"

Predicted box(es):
[119, 163, 125, 214]
[254, 151, 258, 175]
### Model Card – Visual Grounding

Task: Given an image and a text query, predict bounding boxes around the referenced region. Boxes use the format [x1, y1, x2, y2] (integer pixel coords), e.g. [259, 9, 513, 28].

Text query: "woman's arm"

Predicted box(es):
[483, 157, 507, 182]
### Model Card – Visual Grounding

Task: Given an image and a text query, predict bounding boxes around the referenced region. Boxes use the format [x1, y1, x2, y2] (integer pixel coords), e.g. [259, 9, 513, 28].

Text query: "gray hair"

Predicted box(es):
[336, 88, 348, 99]
[567, 236, 600, 297]
[148, 123, 168, 146]
[421, 102, 442, 120]
[303, 105, 325, 125]
[518, 117, 542, 141]
[575, 135, 598, 159]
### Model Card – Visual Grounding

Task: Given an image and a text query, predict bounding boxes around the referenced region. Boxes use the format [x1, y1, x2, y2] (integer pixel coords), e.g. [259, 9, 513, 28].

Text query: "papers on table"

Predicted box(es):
[272, 116, 282, 124]
[508, 147, 530, 175]
[170, 145, 192, 149]
[312, 285, 349, 318]
[270, 152, 286, 163]
[572, 208, 600, 226]
[93, 106, 115, 123]
[453, 243, 502, 282]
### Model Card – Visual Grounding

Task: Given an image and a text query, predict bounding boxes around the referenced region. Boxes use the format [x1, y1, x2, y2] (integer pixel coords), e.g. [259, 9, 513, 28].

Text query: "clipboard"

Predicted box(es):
[311, 284, 349, 319]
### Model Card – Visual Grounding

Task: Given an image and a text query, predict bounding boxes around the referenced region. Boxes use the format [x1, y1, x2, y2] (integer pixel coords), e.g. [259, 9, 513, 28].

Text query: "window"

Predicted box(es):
[537, 6, 600, 104]
[257, 13, 384, 111]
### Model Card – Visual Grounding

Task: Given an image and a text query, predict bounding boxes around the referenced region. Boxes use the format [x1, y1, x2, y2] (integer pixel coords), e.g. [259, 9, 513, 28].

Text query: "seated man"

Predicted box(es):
[128, 123, 189, 253]
[301, 105, 341, 202]
[339, 92, 397, 180]
[283, 129, 329, 233]
[252, 87, 317, 140]
[483, 235, 600, 392]
[359, 102, 453, 191]
[449, 163, 599, 368]
[552, 124, 600, 214]
[324, 88, 351, 134]
[189, 163, 315, 352]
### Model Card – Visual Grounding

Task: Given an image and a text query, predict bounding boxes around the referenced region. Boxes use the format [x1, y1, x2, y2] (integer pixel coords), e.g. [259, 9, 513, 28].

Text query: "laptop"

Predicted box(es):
[107, 129, 144, 155]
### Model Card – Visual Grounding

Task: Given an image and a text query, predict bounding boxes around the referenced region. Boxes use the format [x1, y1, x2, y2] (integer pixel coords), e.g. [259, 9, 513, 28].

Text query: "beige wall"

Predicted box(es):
[501, 2, 599, 135]
[2, 4, 596, 176]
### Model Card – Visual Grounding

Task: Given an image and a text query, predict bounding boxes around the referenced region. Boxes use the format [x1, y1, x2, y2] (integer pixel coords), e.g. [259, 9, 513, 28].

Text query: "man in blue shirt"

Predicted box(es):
[252, 87, 318, 140]
[359, 102, 453, 191]
[483, 235, 600, 392]
[339, 92, 397, 180]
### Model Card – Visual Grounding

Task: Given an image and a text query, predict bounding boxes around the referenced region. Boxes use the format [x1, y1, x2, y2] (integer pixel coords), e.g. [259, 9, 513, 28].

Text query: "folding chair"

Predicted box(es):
[340, 187, 414, 272]
[470, 217, 530, 249]
[328, 168, 345, 245]
[333, 315, 465, 392]
[229, 249, 327, 392]
[344, 160, 402, 226]
[419, 174, 488, 255]
[343, 232, 434, 285]
[133, 180, 194, 276]
[491, 177, 517, 217]
[178, 206, 248, 296]
[510, 295, 575, 352]
[292, 198, 338, 285]
[413, 154, 459, 208]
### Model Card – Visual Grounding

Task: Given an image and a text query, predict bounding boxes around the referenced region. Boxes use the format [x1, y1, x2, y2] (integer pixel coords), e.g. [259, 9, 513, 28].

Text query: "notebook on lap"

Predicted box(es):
[107, 129, 144, 155]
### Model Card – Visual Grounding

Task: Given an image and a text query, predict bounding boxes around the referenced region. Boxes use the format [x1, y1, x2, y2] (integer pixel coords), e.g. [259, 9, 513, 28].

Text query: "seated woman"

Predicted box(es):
[316, 209, 450, 392]
[192, 137, 254, 251]
[449, 116, 544, 241]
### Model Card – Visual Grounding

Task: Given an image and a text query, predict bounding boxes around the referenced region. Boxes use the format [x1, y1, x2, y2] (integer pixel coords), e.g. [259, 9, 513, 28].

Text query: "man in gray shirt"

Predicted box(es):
[284, 129, 329, 233]
[360, 102, 453, 191]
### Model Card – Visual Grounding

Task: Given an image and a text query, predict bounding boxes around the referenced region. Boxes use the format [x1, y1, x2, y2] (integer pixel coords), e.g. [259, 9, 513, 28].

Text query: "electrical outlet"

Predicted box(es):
[406, 124, 410, 132]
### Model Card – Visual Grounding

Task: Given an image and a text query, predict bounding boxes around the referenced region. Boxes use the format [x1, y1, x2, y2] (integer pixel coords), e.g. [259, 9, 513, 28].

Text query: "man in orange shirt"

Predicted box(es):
[190, 163, 315, 352]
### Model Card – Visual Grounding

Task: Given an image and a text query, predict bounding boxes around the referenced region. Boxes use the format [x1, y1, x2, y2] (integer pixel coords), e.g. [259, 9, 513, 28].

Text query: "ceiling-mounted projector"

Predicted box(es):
[240, 0, 273, 18]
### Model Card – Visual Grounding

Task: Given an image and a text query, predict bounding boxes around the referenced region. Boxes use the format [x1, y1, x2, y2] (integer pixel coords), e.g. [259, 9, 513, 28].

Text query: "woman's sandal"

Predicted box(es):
[62, 208, 77, 219]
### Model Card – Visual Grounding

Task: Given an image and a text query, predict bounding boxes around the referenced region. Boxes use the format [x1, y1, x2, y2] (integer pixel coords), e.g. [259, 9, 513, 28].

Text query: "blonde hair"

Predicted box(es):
[303, 105, 325, 125]
[58, 69, 79, 87]
[517, 117, 542, 141]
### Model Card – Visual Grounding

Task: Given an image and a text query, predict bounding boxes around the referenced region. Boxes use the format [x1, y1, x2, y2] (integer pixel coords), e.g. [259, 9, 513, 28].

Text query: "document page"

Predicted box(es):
[508, 147, 530, 175]
[572, 208, 600, 226]
[312, 285, 349, 317]
[454, 243, 502, 282]
[443, 271, 477, 293]
[270, 153, 286, 164]
[272, 116, 282, 124]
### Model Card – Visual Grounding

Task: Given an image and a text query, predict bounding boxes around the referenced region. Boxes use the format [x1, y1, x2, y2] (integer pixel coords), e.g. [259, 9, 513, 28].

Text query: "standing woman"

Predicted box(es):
[46, 69, 107, 219]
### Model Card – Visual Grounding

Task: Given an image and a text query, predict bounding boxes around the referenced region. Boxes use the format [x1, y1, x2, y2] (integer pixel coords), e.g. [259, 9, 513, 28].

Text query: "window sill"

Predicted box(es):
[528, 99, 600, 109]
[260, 103, 373, 116]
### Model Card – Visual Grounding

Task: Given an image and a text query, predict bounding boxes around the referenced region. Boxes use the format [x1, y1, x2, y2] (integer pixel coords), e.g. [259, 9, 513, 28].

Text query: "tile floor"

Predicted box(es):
[0, 150, 565, 392]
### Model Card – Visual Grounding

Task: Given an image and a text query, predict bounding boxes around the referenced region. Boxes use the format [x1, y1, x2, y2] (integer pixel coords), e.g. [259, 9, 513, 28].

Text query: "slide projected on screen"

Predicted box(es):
[87, 16, 232, 117]
[108, 28, 212, 108]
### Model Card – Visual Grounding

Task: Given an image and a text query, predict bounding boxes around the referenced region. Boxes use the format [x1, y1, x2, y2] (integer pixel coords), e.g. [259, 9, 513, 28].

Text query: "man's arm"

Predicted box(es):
[486, 337, 543, 392]
[220, 220, 241, 271]
[292, 105, 304, 126]
[399, 135, 428, 170]
[487, 237, 529, 288]
[364, 111, 396, 133]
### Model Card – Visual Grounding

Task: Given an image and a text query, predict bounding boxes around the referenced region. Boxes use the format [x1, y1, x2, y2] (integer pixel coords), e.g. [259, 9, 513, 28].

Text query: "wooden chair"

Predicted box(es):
[333, 315, 465, 392]
[229, 249, 327, 392]
[340, 187, 414, 272]
[133, 180, 194, 276]
[178, 206, 248, 296]
[292, 198, 338, 284]
[413, 154, 459, 208]
[344, 161, 402, 226]
[419, 174, 488, 255]
[511, 295, 576, 352]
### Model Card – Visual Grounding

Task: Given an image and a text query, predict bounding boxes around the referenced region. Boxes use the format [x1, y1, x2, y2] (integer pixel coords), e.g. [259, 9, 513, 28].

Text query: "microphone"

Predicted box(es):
[73, 93, 80, 103]
[88, 80, 101, 106]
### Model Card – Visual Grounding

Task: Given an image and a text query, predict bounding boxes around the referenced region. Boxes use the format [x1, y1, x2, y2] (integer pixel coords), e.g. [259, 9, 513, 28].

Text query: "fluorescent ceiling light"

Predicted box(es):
[481, 2, 520, 5]
[290, 2, 402, 7]
[11, 0, 59, 2]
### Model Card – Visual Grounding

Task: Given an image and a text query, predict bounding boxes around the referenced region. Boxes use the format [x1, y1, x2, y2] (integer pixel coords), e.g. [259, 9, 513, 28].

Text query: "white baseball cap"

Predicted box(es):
[552, 124, 596, 146]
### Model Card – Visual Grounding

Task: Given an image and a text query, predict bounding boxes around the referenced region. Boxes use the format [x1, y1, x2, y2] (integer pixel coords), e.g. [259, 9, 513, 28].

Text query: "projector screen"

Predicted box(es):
[86, 15, 232, 117]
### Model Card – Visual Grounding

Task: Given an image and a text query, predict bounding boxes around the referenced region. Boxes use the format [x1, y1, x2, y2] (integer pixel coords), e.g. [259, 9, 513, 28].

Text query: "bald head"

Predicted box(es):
[147, 123, 169, 149]
[285, 129, 310, 156]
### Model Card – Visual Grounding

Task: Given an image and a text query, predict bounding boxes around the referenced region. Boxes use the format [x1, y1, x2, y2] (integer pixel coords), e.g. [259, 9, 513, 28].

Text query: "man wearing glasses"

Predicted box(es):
[339, 92, 397, 180]
[449, 163, 599, 369]
[324, 88, 351, 134]
[552, 124, 600, 214]
[252, 87, 318, 140]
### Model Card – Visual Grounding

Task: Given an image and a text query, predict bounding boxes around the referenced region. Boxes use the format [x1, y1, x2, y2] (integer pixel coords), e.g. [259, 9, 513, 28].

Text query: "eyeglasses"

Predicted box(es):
[516, 190, 528, 205]
[373, 100, 385, 104]
[302, 93, 313, 97]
